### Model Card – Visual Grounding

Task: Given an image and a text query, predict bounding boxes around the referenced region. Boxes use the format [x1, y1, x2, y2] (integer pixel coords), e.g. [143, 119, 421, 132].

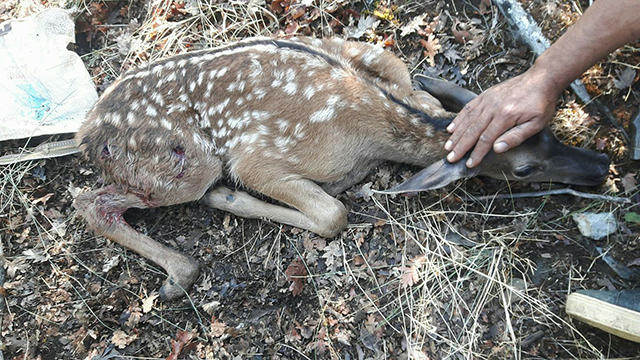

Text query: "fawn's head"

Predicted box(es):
[385, 75, 610, 193]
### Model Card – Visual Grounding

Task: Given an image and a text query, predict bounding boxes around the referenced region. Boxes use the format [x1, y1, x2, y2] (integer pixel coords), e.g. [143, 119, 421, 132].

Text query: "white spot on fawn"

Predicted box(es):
[257, 124, 270, 135]
[274, 136, 293, 152]
[146, 106, 158, 117]
[362, 46, 384, 65]
[303, 85, 316, 100]
[293, 123, 305, 139]
[249, 59, 263, 80]
[150, 92, 164, 106]
[152, 65, 164, 74]
[252, 111, 270, 121]
[210, 98, 230, 115]
[217, 67, 228, 78]
[160, 118, 172, 130]
[240, 132, 259, 145]
[253, 88, 266, 100]
[327, 95, 341, 107]
[193, 132, 215, 152]
[275, 118, 289, 131]
[283, 82, 297, 95]
[310, 107, 335, 123]
[286, 68, 296, 82]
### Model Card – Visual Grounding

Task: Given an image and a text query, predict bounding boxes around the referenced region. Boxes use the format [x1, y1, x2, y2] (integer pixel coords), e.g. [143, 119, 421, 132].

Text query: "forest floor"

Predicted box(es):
[1, 0, 639, 359]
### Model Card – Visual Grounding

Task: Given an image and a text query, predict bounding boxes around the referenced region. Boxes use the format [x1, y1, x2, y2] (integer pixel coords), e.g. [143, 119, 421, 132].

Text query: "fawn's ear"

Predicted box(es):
[380, 157, 480, 194]
[413, 74, 477, 112]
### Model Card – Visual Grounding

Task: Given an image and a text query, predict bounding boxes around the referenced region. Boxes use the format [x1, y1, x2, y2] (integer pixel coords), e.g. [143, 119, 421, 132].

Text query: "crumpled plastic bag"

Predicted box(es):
[0, 8, 98, 141]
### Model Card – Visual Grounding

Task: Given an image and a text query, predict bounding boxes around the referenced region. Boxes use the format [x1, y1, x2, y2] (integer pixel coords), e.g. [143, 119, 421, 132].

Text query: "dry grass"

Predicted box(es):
[362, 192, 607, 359]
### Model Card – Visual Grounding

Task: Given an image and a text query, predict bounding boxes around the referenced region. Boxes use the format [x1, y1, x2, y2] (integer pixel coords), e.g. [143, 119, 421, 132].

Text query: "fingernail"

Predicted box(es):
[447, 122, 455, 132]
[494, 142, 508, 153]
[466, 158, 474, 167]
[447, 151, 455, 162]
[445, 140, 452, 151]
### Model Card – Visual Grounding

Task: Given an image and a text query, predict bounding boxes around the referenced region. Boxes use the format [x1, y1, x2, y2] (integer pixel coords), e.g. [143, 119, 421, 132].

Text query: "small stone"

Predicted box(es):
[572, 212, 617, 240]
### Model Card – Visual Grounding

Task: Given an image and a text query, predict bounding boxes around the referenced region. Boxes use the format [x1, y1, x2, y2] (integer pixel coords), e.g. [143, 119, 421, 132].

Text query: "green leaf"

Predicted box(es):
[624, 212, 640, 224]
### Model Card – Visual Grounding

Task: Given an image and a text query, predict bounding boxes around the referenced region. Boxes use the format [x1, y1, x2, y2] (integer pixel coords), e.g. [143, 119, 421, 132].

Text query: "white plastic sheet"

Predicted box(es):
[0, 8, 98, 141]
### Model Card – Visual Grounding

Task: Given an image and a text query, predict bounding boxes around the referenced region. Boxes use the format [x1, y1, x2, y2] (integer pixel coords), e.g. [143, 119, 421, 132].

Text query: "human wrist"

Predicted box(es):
[527, 56, 567, 99]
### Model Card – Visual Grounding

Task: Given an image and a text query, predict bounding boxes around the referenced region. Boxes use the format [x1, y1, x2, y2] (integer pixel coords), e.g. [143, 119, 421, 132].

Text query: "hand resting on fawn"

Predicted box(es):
[74, 37, 609, 300]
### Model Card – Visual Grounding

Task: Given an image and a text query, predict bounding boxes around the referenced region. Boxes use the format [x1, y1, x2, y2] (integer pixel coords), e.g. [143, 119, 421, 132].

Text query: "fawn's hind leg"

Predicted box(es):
[74, 185, 200, 301]
[202, 177, 348, 238]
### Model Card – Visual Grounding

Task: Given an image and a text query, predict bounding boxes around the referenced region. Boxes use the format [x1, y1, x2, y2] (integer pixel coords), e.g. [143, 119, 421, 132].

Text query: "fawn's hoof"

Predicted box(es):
[158, 257, 200, 301]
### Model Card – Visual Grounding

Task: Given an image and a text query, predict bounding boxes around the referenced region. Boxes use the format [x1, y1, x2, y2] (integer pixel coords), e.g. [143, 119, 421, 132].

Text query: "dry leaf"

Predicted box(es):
[285, 20, 299, 35]
[595, 138, 608, 151]
[346, 15, 380, 39]
[399, 13, 428, 37]
[303, 237, 326, 252]
[111, 330, 138, 349]
[621, 173, 637, 195]
[285, 257, 308, 296]
[321, 241, 343, 271]
[124, 307, 142, 328]
[613, 67, 636, 90]
[452, 20, 474, 44]
[628, 257, 640, 267]
[210, 315, 227, 337]
[420, 34, 441, 67]
[166, 330, 196, 360]
[400, 265, 420, 288]
[142, 291, 158, 313]
[479, 0, 492, 14]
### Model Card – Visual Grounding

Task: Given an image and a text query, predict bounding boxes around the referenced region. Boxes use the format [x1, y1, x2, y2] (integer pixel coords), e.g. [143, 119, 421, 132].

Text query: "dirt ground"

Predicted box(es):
[1, 0, 639, 359]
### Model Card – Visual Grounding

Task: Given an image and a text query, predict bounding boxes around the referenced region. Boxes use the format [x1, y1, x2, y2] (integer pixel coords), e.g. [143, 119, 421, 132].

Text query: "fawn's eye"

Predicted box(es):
[512, 166, 536, 178]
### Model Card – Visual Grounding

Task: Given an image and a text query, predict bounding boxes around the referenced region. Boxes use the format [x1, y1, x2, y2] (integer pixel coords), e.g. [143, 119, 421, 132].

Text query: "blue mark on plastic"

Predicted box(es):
[15, 83, 52, 121]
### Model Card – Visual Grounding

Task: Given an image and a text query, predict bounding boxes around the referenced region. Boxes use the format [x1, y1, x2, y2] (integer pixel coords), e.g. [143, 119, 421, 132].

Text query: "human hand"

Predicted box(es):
[444, 70, 561, 167]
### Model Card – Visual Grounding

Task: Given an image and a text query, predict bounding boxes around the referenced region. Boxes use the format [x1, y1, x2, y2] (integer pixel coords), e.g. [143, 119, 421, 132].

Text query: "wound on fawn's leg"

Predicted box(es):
[172, 145, 186, 178]
[101, 142, 111, 159]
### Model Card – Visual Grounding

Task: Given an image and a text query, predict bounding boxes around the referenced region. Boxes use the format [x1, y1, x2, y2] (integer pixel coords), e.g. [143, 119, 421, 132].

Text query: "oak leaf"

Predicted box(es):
[111, 330, 137, 349]
[285, 257, 308, 296]
[420, 34, 441, 67]
[166, 330, 196, 360]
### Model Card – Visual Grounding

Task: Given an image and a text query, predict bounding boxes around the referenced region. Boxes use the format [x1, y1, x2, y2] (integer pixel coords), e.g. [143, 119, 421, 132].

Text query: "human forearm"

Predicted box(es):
[529, 0, 640, 97]
[445, 0, 640, 167]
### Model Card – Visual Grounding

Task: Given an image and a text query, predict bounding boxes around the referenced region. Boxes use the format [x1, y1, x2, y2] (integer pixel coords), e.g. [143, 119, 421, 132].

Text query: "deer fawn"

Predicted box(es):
[74, 37, 609, 300]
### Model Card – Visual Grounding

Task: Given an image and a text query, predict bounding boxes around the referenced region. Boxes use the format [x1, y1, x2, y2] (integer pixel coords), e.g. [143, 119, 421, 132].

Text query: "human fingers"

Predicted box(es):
[446, 106, 493, 164]
[493, 119, 548, 153]
[445, 93, 484, 145]
[464, 115, 516, 167]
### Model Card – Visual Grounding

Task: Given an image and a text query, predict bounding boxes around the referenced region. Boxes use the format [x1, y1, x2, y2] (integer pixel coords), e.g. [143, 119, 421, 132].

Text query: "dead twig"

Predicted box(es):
[463, 188, 630, 203]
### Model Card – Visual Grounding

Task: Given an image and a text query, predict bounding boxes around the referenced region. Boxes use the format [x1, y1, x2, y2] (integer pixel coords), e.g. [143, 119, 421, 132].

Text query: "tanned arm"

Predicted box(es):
[445, 0, 640, 168]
